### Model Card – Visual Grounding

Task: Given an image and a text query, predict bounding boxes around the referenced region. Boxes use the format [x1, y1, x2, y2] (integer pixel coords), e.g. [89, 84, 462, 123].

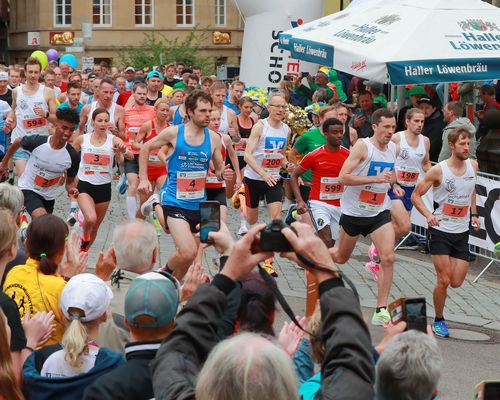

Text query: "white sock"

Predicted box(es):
[126, 196, 137, 219]
[69, 200, 78, 214]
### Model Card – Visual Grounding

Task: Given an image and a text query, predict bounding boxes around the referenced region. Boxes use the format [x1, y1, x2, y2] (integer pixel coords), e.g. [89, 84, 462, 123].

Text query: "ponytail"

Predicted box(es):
[62, 310, 89, 371]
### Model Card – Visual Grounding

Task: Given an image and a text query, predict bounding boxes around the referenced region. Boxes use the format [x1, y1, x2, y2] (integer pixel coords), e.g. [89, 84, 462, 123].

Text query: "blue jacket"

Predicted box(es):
[23, 344, 125, 400]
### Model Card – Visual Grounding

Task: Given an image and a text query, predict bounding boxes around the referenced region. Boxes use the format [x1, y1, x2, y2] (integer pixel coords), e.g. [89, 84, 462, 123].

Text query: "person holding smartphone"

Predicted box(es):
[350, 91, 376, 139]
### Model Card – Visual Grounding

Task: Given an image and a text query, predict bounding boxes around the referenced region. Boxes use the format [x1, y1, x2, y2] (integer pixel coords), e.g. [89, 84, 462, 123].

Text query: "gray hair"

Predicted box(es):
[314, 87, 330, 103]
[0, 183, 24, 216]
[112, 220, 157, 274]
[375, 330, 443, 400]
[196, 333, 298, 400]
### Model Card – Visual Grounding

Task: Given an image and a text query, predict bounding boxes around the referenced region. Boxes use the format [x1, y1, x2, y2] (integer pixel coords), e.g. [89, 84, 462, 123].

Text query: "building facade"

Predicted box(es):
[8, 0, 244, 68]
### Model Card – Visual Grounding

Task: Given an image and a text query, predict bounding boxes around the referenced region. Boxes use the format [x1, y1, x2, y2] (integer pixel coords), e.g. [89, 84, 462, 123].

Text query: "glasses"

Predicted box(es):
[269, 104, 286, 109]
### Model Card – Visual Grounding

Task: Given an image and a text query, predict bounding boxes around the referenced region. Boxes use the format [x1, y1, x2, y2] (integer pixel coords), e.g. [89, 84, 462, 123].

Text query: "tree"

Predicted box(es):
[116, 29, 216, 74]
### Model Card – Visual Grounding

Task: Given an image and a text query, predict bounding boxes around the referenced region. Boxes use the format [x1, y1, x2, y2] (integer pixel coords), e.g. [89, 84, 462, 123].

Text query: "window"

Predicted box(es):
[214, 0, 226, 26]
[135, 0, 153, 25]
[176, 0, 195, 26]
[93, 0, 112, 26]
[54, 0, 71, 26]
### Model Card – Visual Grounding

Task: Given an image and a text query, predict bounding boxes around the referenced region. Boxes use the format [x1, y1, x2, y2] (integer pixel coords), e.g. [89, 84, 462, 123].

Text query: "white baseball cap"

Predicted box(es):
[60, 273, 113, 322]
[0, 72, 8, 81]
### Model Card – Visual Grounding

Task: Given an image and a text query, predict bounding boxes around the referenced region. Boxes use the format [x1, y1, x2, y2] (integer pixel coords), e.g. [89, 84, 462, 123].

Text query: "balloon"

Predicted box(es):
[59, 54, 78, 69]
[31, 50, 48, 70]
[46, 48, 59, 62]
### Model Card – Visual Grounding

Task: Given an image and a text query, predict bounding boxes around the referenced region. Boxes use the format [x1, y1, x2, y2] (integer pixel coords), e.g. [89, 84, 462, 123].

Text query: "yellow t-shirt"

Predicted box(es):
[3, 258, 67, 345]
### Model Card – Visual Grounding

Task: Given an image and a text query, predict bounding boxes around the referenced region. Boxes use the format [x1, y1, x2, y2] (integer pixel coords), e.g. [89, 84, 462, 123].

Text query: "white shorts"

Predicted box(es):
[310, 200, 341, 240]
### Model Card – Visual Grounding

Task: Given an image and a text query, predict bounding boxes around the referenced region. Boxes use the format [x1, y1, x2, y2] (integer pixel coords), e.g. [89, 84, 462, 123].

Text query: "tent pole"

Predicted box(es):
[443, 82, 450, 107]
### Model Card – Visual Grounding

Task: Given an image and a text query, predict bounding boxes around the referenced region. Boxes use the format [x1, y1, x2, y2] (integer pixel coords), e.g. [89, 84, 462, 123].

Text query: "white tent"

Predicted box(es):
[278, 0, 500, 84]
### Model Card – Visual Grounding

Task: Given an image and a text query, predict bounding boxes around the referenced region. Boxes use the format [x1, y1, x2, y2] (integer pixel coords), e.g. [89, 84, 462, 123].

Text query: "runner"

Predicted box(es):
[244, 91, 293, 276]
[170, 87, 195, 126]
[411, 127, 479, 338]
[366, 108, 431, 278]
[72, 107, 133, 251]
[0, 108, 80, 217]
[290, 117, 349, 248]
[123, 83, 155, 219]
[78, 78, 125, 139]
[330, 108, 403, 326]
[224, 80, 245, 114]
[335, 103, 358, 149]
[144, 71, 163, 106]
[5, 57, 57, 177]
[138, 90, 225, 279]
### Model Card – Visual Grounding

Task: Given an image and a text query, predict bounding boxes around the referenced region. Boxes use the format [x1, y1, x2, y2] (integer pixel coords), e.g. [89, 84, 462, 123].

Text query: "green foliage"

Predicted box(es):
[116, 29, 216, 74]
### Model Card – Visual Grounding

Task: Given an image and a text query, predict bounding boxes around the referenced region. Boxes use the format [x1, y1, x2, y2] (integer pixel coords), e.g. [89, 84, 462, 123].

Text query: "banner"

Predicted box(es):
[233, 0, 324, 89]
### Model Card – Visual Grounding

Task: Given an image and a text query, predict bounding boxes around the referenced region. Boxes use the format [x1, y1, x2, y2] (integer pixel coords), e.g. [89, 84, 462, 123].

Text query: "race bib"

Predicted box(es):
[127, 127, 140, 144]
[82, 152, 111, 174]
[357, 186, 387, 211]
[319, 177, 343, 201]
[261, 153, 282, 173]
[34, 170, 62, 191]
[396, 165, 420, 187]
[234, 139, 247, 157]
[148, 154, 160, 163]
[176, 170, 206, 200]
[442, 200, 469, 222]
[22, 116, 47, 135]
[205, 175, 220, 184]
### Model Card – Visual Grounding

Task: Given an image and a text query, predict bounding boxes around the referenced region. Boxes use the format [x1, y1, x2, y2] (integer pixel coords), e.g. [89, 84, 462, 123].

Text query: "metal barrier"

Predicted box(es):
[394, 168, 500, 283]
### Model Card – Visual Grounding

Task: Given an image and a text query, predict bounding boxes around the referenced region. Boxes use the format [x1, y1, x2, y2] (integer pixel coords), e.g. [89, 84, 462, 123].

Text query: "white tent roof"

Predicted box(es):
[279, 0, 500, 84]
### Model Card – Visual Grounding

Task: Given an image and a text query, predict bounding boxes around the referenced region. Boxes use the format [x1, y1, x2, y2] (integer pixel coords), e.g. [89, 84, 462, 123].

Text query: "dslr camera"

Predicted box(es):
[260, 220, 293, 252]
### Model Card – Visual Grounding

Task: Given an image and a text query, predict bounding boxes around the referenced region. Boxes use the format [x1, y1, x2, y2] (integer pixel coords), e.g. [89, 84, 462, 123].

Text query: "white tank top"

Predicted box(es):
[219, 105, 230, 135]
[85, 101, 117, 134]
[433, 159, 476, 234]
[12, 84, 49, 140]
[77, 132, 115, 185]
[244, 118, 289, 181]
[395, 131, 426, 188]
[341, 138, 396, 217]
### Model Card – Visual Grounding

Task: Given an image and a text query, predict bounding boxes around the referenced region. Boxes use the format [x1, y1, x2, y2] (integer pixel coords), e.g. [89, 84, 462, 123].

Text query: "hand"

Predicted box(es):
[204, 221, 235, 255]
[297, 200, 308, 215]
[281, 222, 338, 283]
[61, 230, 88, 277]
[392, 184, 405, 198]
[95, 246, 116, 281]
[374, 321, 406, 354]
[22, 311, 56, 348]
[0, 161, 7, 174]
[306, 74, 313, 83]
[278, 316, 306, 357]
[114, 141, 127, 154]
[286, 162, 296, 173]
[66, 187, 79, 198]
[221, 224, 274, 281]
[228, 127, 238, 139]
[138, 178, 152, 195]
[374, 172, 392, 184]
[261, 172, 278, 187]
[180, 263, 204, 302]
[234, 178, 242, 191]
[353, 115, 366, 128]
[222, 164, 234, 181]
[292, 74, 301, 86]
[471, 215, 481, 231]
[4, 117, 14, 130]
[427, 214, 440, 227]
[33, 105, 45, 117]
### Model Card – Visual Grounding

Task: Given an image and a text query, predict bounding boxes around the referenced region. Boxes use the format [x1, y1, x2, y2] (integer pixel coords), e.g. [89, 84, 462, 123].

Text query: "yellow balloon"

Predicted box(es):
[31, 50, 48, 70]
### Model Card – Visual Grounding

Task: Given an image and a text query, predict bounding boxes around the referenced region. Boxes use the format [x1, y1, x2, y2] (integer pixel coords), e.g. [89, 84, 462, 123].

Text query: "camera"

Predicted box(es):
[260, 220, 293, 252]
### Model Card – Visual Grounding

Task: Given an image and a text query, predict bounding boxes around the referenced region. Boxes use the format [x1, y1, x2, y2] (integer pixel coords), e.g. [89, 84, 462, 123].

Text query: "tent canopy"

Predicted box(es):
[279, 0, 500, 84]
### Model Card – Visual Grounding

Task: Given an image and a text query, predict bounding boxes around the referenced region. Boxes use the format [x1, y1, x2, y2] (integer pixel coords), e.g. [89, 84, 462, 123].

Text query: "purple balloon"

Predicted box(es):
[46, 49, 59, 62]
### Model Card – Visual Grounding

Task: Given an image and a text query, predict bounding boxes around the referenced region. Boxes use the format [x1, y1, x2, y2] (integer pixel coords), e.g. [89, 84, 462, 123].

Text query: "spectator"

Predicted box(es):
[23, 274, 124, 399]
[123, 67, 136, 90]
[457, 82, 474, 105]
[151, 222, 374, 399]
[164, 63, 180, 88]
[0, 309, 23, 400]
[375, 330, 443, 400]
[0, 71, 12, 106]
[476, 84, 500, 139]
[351, 90, 376, 139]
[396, 86, 426, 132]
[83, 271, 179, 399]
[3, 215, 85, 346]
[417, 97, 446, 162]
[364, 80, 387, 108]
[307, 71, 334, 101]
[439, 101, 477, 162]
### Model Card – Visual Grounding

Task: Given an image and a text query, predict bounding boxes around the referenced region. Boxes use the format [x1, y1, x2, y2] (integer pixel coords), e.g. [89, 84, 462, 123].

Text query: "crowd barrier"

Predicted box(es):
[396, 169, 500, 283]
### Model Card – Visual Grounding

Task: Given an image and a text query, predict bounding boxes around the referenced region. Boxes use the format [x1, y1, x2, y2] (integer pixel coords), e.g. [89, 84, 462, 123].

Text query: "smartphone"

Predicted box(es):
[301, 71, 310, 78]
[200, 201, 220, 244]
[474, 381, 500, 400]
[283, 75, 294, 81]
[405, 297, 427, 332]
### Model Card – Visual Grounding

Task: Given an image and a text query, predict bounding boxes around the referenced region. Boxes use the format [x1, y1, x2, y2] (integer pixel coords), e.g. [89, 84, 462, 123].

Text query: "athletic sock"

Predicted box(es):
[435, 316, 445, 322]
[376, 306, 387, 313]
[69, 200, 78, 214]
[126, 196, 137, 219]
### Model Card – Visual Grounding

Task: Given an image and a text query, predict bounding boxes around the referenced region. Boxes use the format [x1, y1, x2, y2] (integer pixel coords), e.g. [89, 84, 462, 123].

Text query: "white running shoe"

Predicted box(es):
[141, 193, 160, 217]
[238, 224, 249, 236]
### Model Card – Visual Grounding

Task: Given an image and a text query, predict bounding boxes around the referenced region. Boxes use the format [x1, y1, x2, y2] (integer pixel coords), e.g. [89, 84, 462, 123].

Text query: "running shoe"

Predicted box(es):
[432, 320, 450, 337]
[141, 193, 160, 217]
[116, 174, 128, 195]
[237, 221, 248, 236]
[67, 212, 77, 227]
[365, 261, 380, 282]
[261, 260, 278, 277]
[371, 308, 391, 326]
[368, 243, 381, 264]
[285, 204, 298, 226]
[80, 239, 91, 253]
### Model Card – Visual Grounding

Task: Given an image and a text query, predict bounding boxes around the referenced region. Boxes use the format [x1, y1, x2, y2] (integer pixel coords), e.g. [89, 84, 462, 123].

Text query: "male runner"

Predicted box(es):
[5, 57, 57, 178]
[412, 127, 479, 338]
[210, 80, 239, 139]
[330, 108, 404, 326]
[290, 117, 349, 248]
[144, 71, 163, 106]
[224, 80, 245, 114]
[0, 108, 80, 217]
[124, 83, 155, 219]
[244, 91, 293, 276]
[138, 90, 225, 279]
[78, 78, 125, 139]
